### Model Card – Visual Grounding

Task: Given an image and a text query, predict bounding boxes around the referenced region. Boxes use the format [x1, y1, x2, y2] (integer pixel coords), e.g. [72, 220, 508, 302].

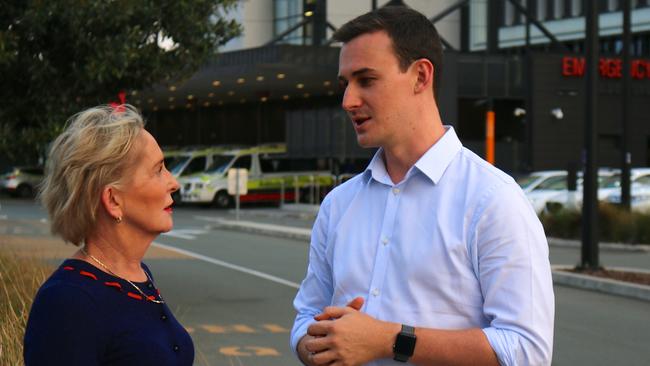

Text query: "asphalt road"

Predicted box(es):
[1, 197, 649, 365]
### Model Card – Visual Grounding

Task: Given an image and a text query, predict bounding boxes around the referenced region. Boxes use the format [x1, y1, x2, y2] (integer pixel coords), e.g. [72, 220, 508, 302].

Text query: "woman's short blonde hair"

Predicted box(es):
[39, 105, 145, 245]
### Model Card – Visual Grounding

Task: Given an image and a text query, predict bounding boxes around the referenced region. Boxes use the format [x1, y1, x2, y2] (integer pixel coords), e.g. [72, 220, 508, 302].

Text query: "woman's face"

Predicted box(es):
[118, 130, 179, 237]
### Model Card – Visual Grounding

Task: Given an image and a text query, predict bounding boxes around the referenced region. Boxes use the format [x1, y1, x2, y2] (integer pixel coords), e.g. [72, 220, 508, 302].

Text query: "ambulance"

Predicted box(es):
[180, 144, 335, 208]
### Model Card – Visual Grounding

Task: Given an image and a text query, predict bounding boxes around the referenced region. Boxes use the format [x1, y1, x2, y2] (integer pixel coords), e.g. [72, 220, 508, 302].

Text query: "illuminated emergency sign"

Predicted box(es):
[562, 56, 650, 79]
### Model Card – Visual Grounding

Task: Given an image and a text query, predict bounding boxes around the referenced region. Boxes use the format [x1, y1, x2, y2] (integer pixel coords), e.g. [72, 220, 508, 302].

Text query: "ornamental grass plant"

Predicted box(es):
[540, 203, 650, 244]
[0, 249, 52, 365]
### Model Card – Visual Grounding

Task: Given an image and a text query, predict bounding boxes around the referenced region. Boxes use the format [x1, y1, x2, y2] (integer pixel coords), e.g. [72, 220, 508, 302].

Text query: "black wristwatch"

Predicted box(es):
[393, 324, 416, 362]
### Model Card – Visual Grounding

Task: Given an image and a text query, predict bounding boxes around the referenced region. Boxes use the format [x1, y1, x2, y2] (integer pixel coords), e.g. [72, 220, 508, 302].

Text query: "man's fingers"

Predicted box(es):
[313, 305, 350, 321]
[346, 296, 364, 310]
[309, 349, 338, 366]
[307, 320, 332, 337]
[304, 335, 331, 354]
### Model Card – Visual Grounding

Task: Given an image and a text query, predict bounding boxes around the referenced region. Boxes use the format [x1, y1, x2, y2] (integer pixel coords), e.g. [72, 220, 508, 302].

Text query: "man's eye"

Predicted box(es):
[359, 78, 374, 86]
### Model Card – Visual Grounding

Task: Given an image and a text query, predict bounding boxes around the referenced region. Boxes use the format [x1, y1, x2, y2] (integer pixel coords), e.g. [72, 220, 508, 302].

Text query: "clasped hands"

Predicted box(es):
[301, 297, 400, 366]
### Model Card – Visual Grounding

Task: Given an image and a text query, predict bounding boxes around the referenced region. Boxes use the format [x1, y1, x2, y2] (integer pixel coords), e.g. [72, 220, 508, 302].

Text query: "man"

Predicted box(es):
[291, 6, 554, 366]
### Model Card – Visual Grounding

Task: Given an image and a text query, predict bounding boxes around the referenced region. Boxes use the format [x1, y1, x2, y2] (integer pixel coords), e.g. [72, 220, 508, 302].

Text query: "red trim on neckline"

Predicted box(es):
[127, 292, 143, 300]
[63, 266, 75, 271]
[79, 270, 98, 280]
[104, 281, 122, 291]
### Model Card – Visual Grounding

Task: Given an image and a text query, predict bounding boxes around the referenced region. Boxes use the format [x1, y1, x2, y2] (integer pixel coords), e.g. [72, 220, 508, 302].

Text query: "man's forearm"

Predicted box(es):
[409, 327, 499, 366]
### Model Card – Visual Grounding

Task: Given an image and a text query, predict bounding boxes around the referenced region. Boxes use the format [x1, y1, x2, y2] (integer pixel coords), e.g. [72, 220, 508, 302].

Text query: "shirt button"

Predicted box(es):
[392, 188, 400, 195]
[381, 237, 389, 245]
[147, 283, 154, 289]
[173, 345, 180, 352]
[372, 289, 380, 297]
[161, 314, 168, 321]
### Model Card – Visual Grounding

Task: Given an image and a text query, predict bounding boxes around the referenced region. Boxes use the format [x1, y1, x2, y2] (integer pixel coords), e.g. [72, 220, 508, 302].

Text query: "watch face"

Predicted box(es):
[395, 333, 417, 356]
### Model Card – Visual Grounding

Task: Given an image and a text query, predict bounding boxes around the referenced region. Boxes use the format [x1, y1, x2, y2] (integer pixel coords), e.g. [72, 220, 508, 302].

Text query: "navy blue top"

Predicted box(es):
[24, 259, 194, 366]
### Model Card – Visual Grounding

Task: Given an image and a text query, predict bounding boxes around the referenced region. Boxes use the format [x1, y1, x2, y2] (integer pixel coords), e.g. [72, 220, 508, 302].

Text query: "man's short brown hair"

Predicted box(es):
[333, 5, 443, 100]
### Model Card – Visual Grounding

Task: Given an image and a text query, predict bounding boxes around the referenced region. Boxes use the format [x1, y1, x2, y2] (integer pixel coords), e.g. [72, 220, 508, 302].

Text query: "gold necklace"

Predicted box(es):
[80, 247, 165, 304]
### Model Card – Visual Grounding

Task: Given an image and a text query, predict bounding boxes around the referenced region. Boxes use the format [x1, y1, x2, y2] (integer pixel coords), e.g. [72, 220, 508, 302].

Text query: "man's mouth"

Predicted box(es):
[164, 204, 173, 213]
[353, 116, 371, 126]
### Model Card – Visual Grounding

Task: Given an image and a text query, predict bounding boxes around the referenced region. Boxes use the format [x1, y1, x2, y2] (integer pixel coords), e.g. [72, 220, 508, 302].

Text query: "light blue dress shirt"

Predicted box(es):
[291, 127, 554, 366]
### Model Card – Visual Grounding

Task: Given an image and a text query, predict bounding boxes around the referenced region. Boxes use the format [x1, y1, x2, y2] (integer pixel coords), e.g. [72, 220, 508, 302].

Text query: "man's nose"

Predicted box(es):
[341, 85, 361, 111]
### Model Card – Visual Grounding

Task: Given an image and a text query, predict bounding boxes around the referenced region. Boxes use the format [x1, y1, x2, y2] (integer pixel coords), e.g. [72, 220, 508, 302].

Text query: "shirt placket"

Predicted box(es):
[365, 184, 402, 316]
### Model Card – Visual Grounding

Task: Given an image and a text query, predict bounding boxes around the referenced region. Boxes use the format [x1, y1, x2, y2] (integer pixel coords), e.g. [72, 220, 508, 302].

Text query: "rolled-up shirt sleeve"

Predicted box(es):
[471, 182, 555, 366]
[290, 195, 334, 355]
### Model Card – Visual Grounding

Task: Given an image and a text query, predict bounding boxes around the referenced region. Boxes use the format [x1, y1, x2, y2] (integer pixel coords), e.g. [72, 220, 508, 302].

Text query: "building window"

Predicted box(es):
[537, 0, 548, 20]
[553, 0, 564, 19]
[607, 0, 619, 11]
[274, 0, 304, 45]
[571, 0, 582, 16]
[505, 1, 515, 26]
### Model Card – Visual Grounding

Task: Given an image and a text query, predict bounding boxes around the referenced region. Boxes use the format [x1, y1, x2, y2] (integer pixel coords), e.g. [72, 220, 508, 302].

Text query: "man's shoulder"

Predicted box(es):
[455, 147, 515, 186]
[328, 172, 368, 197]
[443, 147, 525, 210]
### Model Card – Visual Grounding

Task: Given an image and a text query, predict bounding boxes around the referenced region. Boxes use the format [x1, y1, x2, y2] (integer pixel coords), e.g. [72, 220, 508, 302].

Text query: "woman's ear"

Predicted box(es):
[100, 186, 123, 222]
[412, 58, 434, 94]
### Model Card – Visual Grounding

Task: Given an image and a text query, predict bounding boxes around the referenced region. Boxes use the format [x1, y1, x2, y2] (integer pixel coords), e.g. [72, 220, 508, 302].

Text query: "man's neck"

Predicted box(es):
[383, 122, 446, 184]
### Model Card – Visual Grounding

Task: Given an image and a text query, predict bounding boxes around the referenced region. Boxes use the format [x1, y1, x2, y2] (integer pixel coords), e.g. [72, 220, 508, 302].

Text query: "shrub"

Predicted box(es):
[540, 203, 650, 244]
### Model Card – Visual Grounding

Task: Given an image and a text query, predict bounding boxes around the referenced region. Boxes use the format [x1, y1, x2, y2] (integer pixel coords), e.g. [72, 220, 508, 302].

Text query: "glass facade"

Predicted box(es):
[273, 0, 304, 45]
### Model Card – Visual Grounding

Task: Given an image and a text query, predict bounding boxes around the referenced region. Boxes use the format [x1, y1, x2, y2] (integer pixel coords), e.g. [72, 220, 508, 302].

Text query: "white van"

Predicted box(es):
[181, 144, 334, 208]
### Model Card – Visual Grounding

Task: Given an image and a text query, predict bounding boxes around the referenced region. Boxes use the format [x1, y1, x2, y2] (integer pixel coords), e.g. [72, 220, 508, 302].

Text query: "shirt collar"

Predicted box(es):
[363, 126, 462, 185]
[414, 126, 462, 184]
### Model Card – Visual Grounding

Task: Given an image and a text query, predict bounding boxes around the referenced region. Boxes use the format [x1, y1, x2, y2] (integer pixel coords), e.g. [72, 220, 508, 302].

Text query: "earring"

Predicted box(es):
[115, 216, 122, 224]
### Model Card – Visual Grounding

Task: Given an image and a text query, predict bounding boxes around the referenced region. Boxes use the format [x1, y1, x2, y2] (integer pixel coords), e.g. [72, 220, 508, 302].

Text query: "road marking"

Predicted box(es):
[162, 228, 207, 240]
[262, 324, 290, 333]
[152, 242, 300, 289]
[219, 346, 281, 357]
[202, 324, 228, 334]
[247, 347, 281, 356]
[220, 346, 250, 356]
[185, 327, 195, 334]
[232, 324, 256, 333]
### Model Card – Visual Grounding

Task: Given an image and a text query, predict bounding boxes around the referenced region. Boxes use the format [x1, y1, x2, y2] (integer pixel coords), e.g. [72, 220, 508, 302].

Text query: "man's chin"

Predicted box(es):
[356, 136, 378, 149]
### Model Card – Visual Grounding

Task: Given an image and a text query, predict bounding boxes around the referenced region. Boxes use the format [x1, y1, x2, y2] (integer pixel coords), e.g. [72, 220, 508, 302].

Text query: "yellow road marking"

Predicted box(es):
[219, 346, 281, 357]
[232, 324, 256, 333]
[247, 346, 281, 356]
[202, 324, 228, 334]
[220, 346, 251, 356]
[185, 327, 195, 334]
[261, 324, 290, 333]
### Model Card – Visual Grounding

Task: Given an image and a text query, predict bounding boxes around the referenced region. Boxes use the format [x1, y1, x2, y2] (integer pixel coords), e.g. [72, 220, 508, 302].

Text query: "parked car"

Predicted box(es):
[0, 166, 44, 198]
[542, 168, 622, 213]
[516, 170, 568, 214]
[516, 170, 567, 194]
[606, 185, 650, 213]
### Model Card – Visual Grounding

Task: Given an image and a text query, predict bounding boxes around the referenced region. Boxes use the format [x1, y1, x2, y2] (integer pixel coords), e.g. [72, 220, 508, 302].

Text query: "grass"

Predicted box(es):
[0, 249, 52, 365]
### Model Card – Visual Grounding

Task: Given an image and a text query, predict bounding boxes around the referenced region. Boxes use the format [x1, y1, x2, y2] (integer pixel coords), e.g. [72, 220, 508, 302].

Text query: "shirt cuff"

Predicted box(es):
[290, 318, 316, 356]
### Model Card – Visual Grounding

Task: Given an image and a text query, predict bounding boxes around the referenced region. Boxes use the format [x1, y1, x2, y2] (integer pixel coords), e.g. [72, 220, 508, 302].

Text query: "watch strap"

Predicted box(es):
[393, 324, 416, 362]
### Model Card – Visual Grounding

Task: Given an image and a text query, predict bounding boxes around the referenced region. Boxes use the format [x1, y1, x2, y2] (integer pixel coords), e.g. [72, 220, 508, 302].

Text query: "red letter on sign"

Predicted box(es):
[611, 59, 622, 78]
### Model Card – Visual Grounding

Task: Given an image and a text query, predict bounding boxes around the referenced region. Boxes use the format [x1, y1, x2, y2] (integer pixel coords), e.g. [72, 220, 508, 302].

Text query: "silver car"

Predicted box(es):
[0, 166, 44, 198]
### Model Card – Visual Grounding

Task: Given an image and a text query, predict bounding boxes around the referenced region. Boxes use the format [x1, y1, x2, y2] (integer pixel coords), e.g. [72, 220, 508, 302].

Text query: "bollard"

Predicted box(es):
[309, 175, 315, 204]
[280, 179, 285, 208]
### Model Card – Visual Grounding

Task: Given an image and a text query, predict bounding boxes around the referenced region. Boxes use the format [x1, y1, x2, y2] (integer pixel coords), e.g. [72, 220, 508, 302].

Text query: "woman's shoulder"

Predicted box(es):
[32, 260, 102, 310]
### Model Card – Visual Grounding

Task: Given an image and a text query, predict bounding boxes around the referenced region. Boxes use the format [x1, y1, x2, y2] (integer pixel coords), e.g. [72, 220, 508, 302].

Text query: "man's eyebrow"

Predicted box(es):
[338, 67, 376, 82]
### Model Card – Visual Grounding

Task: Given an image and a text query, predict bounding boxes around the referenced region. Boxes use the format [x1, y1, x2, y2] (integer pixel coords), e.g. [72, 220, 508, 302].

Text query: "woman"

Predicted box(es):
[24, 105, 193, 365]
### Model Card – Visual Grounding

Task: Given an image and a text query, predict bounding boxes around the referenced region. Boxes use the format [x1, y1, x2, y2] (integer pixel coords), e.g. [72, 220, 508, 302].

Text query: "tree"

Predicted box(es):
[0, 0, 241, 164]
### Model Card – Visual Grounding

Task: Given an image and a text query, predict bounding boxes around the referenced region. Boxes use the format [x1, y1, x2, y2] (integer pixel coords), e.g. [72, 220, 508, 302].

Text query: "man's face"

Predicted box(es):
[338, 31, 415, 149]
